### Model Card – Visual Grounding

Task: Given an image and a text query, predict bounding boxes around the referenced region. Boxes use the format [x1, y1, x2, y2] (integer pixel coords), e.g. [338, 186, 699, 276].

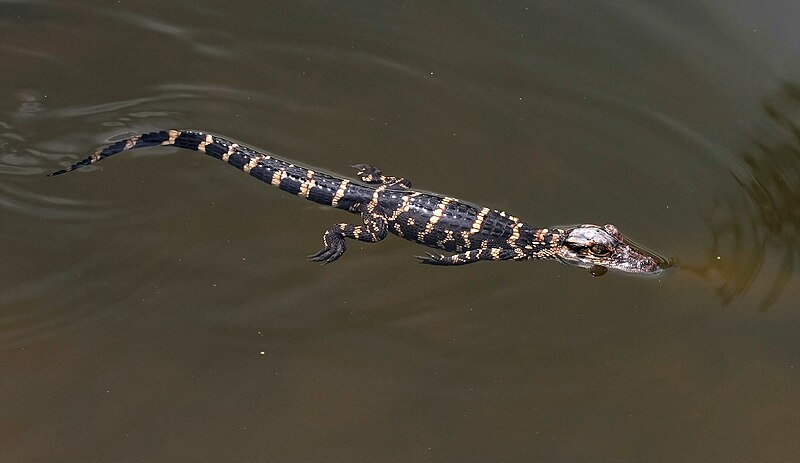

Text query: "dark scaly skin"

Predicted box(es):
[49, 130, 666, 275]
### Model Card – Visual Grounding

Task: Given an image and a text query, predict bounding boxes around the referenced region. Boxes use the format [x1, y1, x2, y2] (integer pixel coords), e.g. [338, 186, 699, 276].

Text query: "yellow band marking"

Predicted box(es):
[331, 179, 349, 207]
[367, 185, 387, 212]
[470, 207, 491, 234]
[242, 157, 259, 173]
[223, 143, 238, 162]
[418, 197, 453, 241]
[196, 134, 214, 153]
[271, 169, 285, 187]
[535, 228, 549, 243]
[299, 170, 316, 197]
[388, 194, 411, 220]
[400, 195, 411, 212]
[163, 130, 180, 145]
[124, 135, 141, 151]
[508, 222, 522, 244]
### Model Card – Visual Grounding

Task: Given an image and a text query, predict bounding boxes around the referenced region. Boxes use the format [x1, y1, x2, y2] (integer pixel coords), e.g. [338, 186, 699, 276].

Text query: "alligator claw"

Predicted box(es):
[415, 252, 445, 265]
[307, 242, 346, 264]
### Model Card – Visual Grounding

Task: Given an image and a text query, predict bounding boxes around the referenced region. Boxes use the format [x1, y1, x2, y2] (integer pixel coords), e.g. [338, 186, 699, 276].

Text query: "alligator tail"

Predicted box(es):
[48, 130, 370, 212]
[48, 130, 177, 176]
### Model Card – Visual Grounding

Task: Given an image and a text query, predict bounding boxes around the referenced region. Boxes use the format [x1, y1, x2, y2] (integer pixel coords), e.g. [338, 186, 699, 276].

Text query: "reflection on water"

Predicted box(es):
[687, 83, 800, 310]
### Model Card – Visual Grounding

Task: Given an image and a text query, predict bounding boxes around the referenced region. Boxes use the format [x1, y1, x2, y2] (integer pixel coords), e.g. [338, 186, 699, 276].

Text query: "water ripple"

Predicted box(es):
[683, 83, 800, 310]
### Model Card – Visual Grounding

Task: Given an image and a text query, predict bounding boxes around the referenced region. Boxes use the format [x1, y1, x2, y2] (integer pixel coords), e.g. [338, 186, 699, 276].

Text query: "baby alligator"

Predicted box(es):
[49, 130, 665, 275]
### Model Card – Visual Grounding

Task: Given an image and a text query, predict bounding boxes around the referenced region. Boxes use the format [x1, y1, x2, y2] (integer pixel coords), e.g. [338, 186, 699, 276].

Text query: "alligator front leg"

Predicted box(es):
[307, 206, 389, 264]
[351, 164, 411, 188]
[415, 247, 522, 266]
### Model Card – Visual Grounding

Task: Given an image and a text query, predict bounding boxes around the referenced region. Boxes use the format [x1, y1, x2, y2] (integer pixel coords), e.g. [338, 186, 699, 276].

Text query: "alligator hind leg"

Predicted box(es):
[308, 206, 389, 264]
[416, 247, 520, 266]
[351, 164, 411, 188]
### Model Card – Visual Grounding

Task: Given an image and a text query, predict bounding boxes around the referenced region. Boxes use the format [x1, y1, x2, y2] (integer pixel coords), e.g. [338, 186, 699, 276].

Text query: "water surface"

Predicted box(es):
[2, 1, 800, 462]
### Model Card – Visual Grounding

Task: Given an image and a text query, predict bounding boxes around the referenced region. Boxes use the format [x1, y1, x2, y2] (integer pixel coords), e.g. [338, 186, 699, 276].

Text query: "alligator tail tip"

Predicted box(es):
[47, 164, 80, 176]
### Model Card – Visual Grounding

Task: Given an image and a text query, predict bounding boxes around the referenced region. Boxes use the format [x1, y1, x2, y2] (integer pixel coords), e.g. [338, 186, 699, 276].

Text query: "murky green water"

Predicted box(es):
[2, 1, 800, 462]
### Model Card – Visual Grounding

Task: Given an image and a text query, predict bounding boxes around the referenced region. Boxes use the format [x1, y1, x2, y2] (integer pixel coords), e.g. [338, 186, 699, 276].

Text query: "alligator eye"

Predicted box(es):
[589, 244, 610, 256]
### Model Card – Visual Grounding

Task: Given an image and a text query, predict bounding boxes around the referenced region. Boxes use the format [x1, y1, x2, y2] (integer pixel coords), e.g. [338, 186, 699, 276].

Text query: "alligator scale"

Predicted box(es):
[50, 130, 665, 275]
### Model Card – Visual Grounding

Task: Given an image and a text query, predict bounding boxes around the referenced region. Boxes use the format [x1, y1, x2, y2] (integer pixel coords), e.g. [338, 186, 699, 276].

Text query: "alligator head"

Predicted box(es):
[555, 224, 666, 276]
